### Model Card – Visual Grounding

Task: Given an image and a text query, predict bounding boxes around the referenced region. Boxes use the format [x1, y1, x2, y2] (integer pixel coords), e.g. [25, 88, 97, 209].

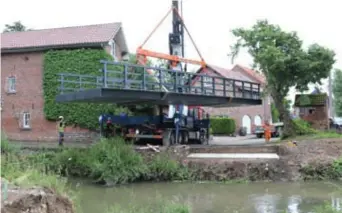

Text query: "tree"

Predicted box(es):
[333, 69, 342, 116]
[229, 20, 335, 137]
[3, 21, 31, 33]
[271, 98, 292, 122]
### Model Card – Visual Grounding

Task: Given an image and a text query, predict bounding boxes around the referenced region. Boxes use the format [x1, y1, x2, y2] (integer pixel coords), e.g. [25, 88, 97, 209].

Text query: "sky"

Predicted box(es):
[1, 0, 341, 103]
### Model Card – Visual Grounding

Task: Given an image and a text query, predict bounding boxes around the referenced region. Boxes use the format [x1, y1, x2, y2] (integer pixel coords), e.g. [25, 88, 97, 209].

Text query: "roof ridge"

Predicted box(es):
[1, 22, 122, 35]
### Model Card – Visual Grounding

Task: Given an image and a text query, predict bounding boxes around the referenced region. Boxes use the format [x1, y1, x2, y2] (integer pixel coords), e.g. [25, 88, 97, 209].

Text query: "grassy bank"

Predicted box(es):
[1, 138, 80, 212]
[1, 137, 193, 213]
[26, 137, 193, 185]
[300, 157, 342, 181]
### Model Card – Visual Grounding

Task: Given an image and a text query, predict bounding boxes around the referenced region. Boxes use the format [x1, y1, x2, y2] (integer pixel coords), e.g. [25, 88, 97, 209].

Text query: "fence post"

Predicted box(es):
[124, 64, 128, 89]
[200, 76, 204, 95]
[158, 69, 162, 91]
[223, 78, 226, 97]
[60, 74, 64, 94]
[233, 80, 236, 97]
[142, 68, 146, 90]
[212, 76, 215, 95]
[103, 62, 108, 88]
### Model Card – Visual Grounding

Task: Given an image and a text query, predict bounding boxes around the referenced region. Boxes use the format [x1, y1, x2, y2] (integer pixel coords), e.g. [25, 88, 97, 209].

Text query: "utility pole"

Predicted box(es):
[328, 69, 334, 118]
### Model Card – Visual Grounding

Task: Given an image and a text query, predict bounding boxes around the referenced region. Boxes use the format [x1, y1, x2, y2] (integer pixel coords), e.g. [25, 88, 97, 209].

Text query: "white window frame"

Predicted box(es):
[22, 112, 31, 129]
[203, 75, 213, 87]
[7, 76, 16, 93]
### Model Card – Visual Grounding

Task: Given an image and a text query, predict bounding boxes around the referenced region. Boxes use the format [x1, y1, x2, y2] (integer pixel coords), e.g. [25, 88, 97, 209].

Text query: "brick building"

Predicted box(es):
[1, 23, 129, 141]
[192, 64, 271, 134]
[293, 93, 330, 130]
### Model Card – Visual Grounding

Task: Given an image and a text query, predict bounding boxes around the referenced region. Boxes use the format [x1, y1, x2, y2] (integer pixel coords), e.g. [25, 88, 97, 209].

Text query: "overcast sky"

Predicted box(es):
[1, 0, 341, 103]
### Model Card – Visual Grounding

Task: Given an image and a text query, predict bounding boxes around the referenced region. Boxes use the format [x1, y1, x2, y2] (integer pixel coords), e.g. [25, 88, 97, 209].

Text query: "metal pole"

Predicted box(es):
[181, 0, 185, 58]
[329, 69, 333, 118]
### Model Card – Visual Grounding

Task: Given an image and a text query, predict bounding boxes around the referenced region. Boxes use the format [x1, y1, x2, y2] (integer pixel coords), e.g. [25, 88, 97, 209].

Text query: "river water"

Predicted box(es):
[71, 180, 342, 213]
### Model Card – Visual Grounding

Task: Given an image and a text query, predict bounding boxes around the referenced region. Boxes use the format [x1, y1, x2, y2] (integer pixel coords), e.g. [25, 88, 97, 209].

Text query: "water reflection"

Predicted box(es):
[287, 195, 302, 213]
[332, 196, 341, 211]
[249, 193, 281, 213]
[72, 180, 342, 213]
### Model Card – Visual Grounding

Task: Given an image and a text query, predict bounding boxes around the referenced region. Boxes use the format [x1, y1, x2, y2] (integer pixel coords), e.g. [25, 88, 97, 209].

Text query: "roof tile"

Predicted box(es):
[207, 64, 253, 82]
[234, 65, 266, 84]
[1, 22, 121, 50]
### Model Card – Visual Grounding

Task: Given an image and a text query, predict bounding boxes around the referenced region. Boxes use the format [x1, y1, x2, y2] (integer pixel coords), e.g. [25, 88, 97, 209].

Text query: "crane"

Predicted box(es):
[135, 0, 207, 144]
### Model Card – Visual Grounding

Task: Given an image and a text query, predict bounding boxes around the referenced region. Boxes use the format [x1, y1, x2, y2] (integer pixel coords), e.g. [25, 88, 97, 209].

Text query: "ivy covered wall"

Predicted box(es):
[43, 49, 129, 130]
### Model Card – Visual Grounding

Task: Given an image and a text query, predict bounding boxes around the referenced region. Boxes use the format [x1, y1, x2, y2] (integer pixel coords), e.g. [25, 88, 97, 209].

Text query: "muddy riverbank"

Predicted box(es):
[136, 138, 342, 182]
[12, 138, 342, 182]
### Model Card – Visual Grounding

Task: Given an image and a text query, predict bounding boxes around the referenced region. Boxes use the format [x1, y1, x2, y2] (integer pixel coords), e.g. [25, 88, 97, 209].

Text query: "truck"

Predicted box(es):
[100, 0, 210, 146]
[254, 122, 284, 138]
[100, 106, 210, 146]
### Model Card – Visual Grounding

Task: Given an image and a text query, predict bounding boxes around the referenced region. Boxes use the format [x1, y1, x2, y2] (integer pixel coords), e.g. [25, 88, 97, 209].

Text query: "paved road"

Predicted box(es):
[210, 135, 280, 146]
[10, 135, 280, 149]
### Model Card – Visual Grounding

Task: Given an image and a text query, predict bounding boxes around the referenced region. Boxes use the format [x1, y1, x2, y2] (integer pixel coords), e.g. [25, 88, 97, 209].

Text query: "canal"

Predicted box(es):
[71, 180, 342, 213]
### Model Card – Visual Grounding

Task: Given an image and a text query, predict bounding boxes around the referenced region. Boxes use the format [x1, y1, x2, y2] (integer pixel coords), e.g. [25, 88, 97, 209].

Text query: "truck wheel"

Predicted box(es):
[162, 129, 171, 146]
[182, 131, 189, 144]
[170, 131, 176, 145]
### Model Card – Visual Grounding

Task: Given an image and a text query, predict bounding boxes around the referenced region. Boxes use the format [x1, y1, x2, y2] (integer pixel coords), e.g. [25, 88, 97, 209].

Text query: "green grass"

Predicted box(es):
[1, 138, 81, 212]
[106, 196, 191, 213]
[17, 137, 193, 185]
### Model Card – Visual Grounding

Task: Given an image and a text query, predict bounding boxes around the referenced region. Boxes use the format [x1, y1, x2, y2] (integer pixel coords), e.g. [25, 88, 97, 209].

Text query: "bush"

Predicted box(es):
[300, 157, 342, 180]
[210, 117, 236, 135]
[293, 118, 318, 135]
[24, 137, 192, 185]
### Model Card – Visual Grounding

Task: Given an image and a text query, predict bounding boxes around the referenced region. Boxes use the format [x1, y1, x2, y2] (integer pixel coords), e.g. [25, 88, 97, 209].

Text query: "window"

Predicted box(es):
[7, 76, 16, 93]
[22, 112, 31, 129]
[203, 76, 213, 87]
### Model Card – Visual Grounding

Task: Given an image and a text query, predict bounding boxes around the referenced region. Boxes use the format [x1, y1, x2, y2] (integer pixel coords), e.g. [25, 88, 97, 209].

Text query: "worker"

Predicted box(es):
[263, 120, 272, 143]
[57, 116, 66, 146]
[105, 117, 114, 138]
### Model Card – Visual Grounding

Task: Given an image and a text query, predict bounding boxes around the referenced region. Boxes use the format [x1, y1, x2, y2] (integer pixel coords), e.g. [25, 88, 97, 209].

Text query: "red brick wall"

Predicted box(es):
[192, 67, 271, 133]
[297, 106, 329, 130]
[1, 52, 91, 142]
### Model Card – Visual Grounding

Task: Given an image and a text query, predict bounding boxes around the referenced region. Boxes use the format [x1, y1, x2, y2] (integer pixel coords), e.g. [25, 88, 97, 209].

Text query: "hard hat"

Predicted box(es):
[58, 116, 64, 119]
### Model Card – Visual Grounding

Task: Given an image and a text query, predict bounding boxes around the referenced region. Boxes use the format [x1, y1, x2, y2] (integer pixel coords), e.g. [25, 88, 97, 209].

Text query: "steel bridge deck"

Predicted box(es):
[55, 60, 262, 107]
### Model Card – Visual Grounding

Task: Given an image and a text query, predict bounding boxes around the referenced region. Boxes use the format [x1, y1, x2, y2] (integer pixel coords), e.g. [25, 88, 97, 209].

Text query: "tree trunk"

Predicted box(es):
[272, 93, 296, 138]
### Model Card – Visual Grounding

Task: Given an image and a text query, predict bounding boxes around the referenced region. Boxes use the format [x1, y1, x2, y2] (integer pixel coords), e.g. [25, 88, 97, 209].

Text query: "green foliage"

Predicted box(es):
[229, 19, 335, 137]
[292, 118, 318, 135]
[210, 117, 236, 135]
[43, 49, 129, 129]
[107, 198, 191, 213]
[333, 69, 342, 116]
[271, 103, 280, 122]
[300, 157, 342, 181]
[24, 138, 192, 185]
[3, 21, 32, 32]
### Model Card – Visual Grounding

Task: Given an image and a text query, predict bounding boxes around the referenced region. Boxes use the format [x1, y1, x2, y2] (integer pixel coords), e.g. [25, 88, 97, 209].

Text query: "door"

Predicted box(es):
[254, 115, 262, 126]
[242, 115, 252, 134]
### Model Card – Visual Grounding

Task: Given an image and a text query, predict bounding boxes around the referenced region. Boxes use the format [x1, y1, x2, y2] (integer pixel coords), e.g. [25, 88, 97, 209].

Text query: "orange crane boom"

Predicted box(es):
[136, 47, 206, 68]
[136, 4, 206, 69]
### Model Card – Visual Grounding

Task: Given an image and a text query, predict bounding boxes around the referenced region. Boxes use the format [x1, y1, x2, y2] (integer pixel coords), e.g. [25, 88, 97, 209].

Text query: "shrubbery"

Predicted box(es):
[300, 157, 342, 181]
[292, 118, 318, 135]
[27, 137, 192, 185]
[210, 117, 236, 135]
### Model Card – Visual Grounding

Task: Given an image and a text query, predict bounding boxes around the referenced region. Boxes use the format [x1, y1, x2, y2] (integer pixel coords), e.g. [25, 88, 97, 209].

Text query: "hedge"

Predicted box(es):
[43, 49, 130, 130]
[210, 117, 236, 135]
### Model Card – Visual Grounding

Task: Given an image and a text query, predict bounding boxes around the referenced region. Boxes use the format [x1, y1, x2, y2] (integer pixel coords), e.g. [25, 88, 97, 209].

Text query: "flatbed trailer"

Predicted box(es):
[100, 106, 210, 146]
